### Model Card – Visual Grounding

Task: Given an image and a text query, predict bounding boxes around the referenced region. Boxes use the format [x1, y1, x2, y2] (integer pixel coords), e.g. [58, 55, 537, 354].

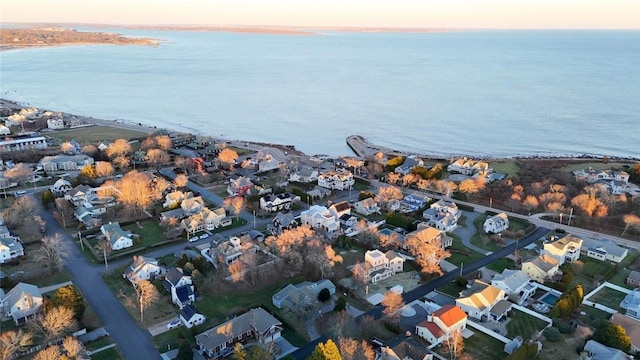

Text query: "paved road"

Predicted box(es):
[452, 210, 487, 254]
[38, 203, 161, 360]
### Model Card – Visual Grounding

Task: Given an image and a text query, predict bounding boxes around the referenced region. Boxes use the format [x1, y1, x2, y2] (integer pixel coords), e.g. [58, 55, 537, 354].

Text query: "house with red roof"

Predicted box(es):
[415, 304, 467, 346]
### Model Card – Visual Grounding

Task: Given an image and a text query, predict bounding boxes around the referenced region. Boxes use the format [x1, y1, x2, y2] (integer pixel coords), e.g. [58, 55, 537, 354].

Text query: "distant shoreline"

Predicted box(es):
[2, 98, 638, 163]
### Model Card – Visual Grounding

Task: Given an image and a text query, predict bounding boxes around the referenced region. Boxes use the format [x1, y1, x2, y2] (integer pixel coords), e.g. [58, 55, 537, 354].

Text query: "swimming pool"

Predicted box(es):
[540, 293, 559, 306]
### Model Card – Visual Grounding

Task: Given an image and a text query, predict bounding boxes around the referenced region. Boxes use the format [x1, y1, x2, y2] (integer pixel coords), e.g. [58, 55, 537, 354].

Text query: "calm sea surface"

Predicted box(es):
[1, 29, 639, 158]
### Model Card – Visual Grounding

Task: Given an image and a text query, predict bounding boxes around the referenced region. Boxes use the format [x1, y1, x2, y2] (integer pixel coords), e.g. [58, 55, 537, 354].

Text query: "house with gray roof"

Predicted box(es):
[2, 282, 43, 325]
[100, 222, 133, 250]
[521, 254, 560, 283]
[195, 307, 282, 358]
[491, 269, 536, 305]
[39, 154, 94, 172]
[123, 256, 165, 283]
[583, 339, 628, 360]
[272, 279, 336, 310]
[628, 270, 640, 287]
[483, 213, 510, 233]
[180, 304, 206, 329]
[580, 237, 628, 263]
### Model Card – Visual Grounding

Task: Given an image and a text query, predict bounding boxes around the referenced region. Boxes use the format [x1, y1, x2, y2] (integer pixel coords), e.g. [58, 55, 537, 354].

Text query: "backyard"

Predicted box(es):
[461, 330, 506, 360]
[489, 161, 521, 177]
[587, 286, 627, 311]
[505, 309, 549, 340]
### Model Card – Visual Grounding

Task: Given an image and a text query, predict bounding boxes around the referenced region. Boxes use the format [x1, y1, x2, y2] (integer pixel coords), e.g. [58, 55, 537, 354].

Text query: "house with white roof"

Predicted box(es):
[422, 199, 461, 232]
[353, 197, 380, 216]
[317, 170, 354, 190]
[455, 280, 507, 321]
[101, 222, 133, 250]
[300, 205, 340, 235]
[491, 269, 536, 305]
[415, 304, 467, 346]
[521, 254, 561, 283]
[51, 178, 72, 195]
[123, 256, 165, 283]
[542, 234, 582, 265]
[580, 237, 628, 263]
[352, 249, 405, 284]
[583, 339, 628, 360]
[2, 282, 43, 325]
[483, 213, 510, 233]
[195, 308, 282, 358]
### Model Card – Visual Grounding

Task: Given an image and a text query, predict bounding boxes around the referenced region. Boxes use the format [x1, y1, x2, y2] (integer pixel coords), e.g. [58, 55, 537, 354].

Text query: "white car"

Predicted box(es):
[188, 236, 198, 243]
[14, 190, 27, 196]
[199, 233, 210, 240]
[166, 319, 181, 329]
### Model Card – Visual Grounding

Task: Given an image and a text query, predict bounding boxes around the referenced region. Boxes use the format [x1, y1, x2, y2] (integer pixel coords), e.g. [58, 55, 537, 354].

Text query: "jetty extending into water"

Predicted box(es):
[346, 135, 409, 158]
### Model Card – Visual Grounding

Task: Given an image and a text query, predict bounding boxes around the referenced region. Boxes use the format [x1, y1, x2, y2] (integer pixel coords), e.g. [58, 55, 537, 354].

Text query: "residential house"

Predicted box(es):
[352, 249, 405, 284]
[181, 196, 205, 216]
[271, 212, 298, 234]
[288, 167, 319, 184]
[123, 256, 166, 282]
[216, 235, 256, 265]
[306, 186, 331, 200]
[300, 205, 340, 235]
[353, 197, 380, 216]
[2, 282, 43, 325]
[521, 254, 561, 283]
[401, 194, 431, 212]
[180, 304, 206, 329]
[65, 185, 95, 206]
[483, 213, 510, 233]
[0, 233, 24, 264]
[0, 125, 11, 136]
[542, 234, 583, 265]
[491, 269, 536, 305]
[317, 170, 354, 190]
[455, 280, 507, 321]
[573, 168, 630, 184]
[39, 154, 94, 172]
[334, 156, 365, 175]
[195, 308, 282, 358]
[163, 267, 195, 308]
[47, 117, 64, 129]
[405, 225, 453, 250]
[583, 339, 628, 360]
[504, 336, 523, 355]
[628, 271, 640, 287]
[394, 156, 424, 175]
[101, 222, 133, 250]
[610, 313, 640, 352]
[272, 279, 336, 310]
[260, 192, 295, 212]
[581, 237, 628, 263]
[376, 336, 435, 360]
[621, 289, 640, 319]
[51, 178, 72, 195]
[163, 191, 193, 208]
[328, 201, 351, 219]
[415, 304, 467, 345]
[0, 133, 47, 153]
[181, 207, 228, 233]
[447, 157, 490, 176]
[227, 176, 253, 196]
[422, 199, 461, 232]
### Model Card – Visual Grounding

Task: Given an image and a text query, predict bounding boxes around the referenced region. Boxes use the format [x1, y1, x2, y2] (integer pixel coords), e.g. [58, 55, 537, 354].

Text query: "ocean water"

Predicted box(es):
[1, 29, 639, 158]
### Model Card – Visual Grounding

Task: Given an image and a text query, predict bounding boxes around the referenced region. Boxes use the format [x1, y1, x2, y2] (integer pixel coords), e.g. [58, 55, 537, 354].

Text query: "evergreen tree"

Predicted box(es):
[594, 320, 631, 352]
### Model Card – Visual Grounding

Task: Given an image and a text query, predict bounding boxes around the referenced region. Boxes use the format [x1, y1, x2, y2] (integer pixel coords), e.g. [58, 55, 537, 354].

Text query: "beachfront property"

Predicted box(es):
[483, 213, 510, 233]
[271, 279, 336, 310]
[490, 269, 536, 305]
[580, 237, 628, 263]
[455, 280, 508, 321]
[415, 304, 467, 346]
[39, 154, 94, 172]
[0, 125, 11, 136]
[300, 205, 340, 236]
[260, 192, 295, 212]
[2, 282, 43, 325]
[334, 156, 365, 175]
[0, 132, 47, 153]
[542, 234, 583, 265]
[447, 157, 491, 176]
[317, 170, 354, 190]
[521, 254, 561, 283]
[195, 307, 282, 358]
[352, 249, 405, 284]
[353, 197, 381, 216]
[402, 193, 431, 212]
[422, 199, 461, 232]
[573, 167, 631, 194]
[123, 256, 165, 283]
[46, 117, 65, 129]
[0, 227, 24, 264]
[394, 156, 424, 175]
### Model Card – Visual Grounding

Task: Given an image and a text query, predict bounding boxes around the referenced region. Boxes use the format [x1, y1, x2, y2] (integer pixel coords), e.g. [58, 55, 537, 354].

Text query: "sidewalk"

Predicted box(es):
[39, 280, 73, 294]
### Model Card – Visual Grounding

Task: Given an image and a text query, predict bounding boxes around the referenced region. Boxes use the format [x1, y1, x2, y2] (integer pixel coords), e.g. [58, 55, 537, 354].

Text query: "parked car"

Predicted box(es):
[199, 233, 210, 240]
[166, 320, 181, 329]
[188, 236, 199, 243]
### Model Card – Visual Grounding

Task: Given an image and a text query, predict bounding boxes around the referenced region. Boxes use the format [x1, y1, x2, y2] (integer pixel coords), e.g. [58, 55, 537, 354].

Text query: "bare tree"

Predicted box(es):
[155, 135, 172, 150]
[105, 138, 132, 159]
[4, 163, 35, 185]
[140, 137, 157, 151]
[223, 196, 245, 220]
[458, 178, 483, 195]
[54, 198, 74, 228]
[0, 329, 33, 360]
[112, 155, 130, 169]
[62, 336, 83, 359]
[386, 172, 401, 185]
[30, 306, 77, 342]
[95, 161, 115, 178]
[60, 141, 75, 154]
[133, 279, 159, 324]
[218, 148, 239, 169]
[95, 237, 112, 269]
[337, 337, 374, 360]
[115, 170, 153, 217]
[378, 231, 402, 249]
[82, 144, 98, 156]
[522, 195, 540, 213]
[32, 345, 61, 360]
[173, 173, 188, 189]
[443, 327, 465, 360]
[571, 193, 608, 217]
[375, 186, 403, 209]
[382, 290, 404, 321]
[622, 214, 640, 236]
[145, 148, 171, 169]
[38, 234, 70, 274]
[404, 230, 450, 275]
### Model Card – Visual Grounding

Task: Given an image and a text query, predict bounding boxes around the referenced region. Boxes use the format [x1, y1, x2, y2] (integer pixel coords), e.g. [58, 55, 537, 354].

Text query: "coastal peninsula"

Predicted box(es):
[0, 27, 158, 50]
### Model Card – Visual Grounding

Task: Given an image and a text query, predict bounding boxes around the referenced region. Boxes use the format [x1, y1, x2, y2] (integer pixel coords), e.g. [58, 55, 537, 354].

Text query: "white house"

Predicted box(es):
[328, 201, 351, 219]
[317, 170, 354, 190]
[422, 199, 461, 232]
[415, 305, 467, 346]
[181, 207, 228, 233]
[163, 191, 193, 209]
[542, 234, 583, 265]
[101, 222, 133, 250]
[401, 193, 431, 212]
[39, 154, 94, 172]
[181, 196, 205, 216]
[352, 249, 405, 284]
[51, 178, 72, 195]
[288, 167, 319, 183]
[195, 308, 282, 358]
[260, 192, 295, 212]
[0, 235, 24, 264]
[353, 197, 380, 216]
[65, 185, 95, 205]
[447, 157, 490, 176]
[455, 280, 506, 321]
[180, 304, 206, 329]
[491, 269, 536, 305]
[521, 254, 561, 283]
[164, 267, 195, 308]
[47, 118, 65, 129]
[483, 213, 510, 233]
[580, 237, 628, 263]
[300, 205, 340, 235]
[394, 156, 424, 175]
[124, 256, 166, 282]
[2, 282, 43, 325]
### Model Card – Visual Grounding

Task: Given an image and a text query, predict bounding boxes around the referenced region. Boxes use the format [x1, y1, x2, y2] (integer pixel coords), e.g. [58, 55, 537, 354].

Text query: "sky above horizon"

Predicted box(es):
[2, 0, 639, 30]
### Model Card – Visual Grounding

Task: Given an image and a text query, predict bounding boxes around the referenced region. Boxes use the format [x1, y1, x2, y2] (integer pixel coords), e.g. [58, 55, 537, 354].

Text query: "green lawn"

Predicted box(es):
[447, 233, 485, 266]
[50, 125, 149, 143]
[575, 305, 611, 328]
[28, 270, 72, 287]
[507, 218, 530, 232]
[608, 250, 639, 287]
[123, 220, 166, 247]
[463, 330, 507, 360]
[490, 160, 521, 177]
[84, 337, 114, 351]
[90, 346, 123, 360]
[486, 258, 515, 273]
[559, 161, 634, 173]
[506, 309, 549, 340]
[437, 283, 464, 298]
[587, 286, 627, 310]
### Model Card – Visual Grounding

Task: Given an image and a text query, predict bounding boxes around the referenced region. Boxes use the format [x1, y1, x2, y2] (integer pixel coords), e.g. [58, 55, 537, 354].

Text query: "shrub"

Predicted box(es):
[543, 327, 561, 342]
[318, 288, 331, 302]
[334, 297, 347, 312]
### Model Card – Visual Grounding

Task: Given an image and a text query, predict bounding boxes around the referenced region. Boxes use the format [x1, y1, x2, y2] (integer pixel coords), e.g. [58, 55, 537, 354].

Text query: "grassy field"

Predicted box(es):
[490, 161, 521, 177]
[122, 220, 166, 248]
[506, 309, 549, 340]
[463, 330, 507, 360]
[607, 250, 639, 287]
[49, 125, 149, 143]
[447, 233, 485, 266]
[486, 258, 515, 273]
[90, 347, 123, 360]
[575, 304, 611, 327]
[587, 286, 627, 310]
[559, 161, 634, 173]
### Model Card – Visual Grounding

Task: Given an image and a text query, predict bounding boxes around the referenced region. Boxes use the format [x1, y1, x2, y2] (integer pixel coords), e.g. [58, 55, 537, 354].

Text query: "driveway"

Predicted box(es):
[452, 210, 488, 254]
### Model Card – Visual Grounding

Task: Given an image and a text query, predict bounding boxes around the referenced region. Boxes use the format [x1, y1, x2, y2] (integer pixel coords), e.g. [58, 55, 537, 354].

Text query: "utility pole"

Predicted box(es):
[568, 207, 574, 226]
[253, 210, 256, 229]
[460, 262, 464, 277]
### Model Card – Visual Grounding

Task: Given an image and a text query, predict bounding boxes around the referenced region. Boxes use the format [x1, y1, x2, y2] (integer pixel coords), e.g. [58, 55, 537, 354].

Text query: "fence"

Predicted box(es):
[466, 320, 511, 344]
